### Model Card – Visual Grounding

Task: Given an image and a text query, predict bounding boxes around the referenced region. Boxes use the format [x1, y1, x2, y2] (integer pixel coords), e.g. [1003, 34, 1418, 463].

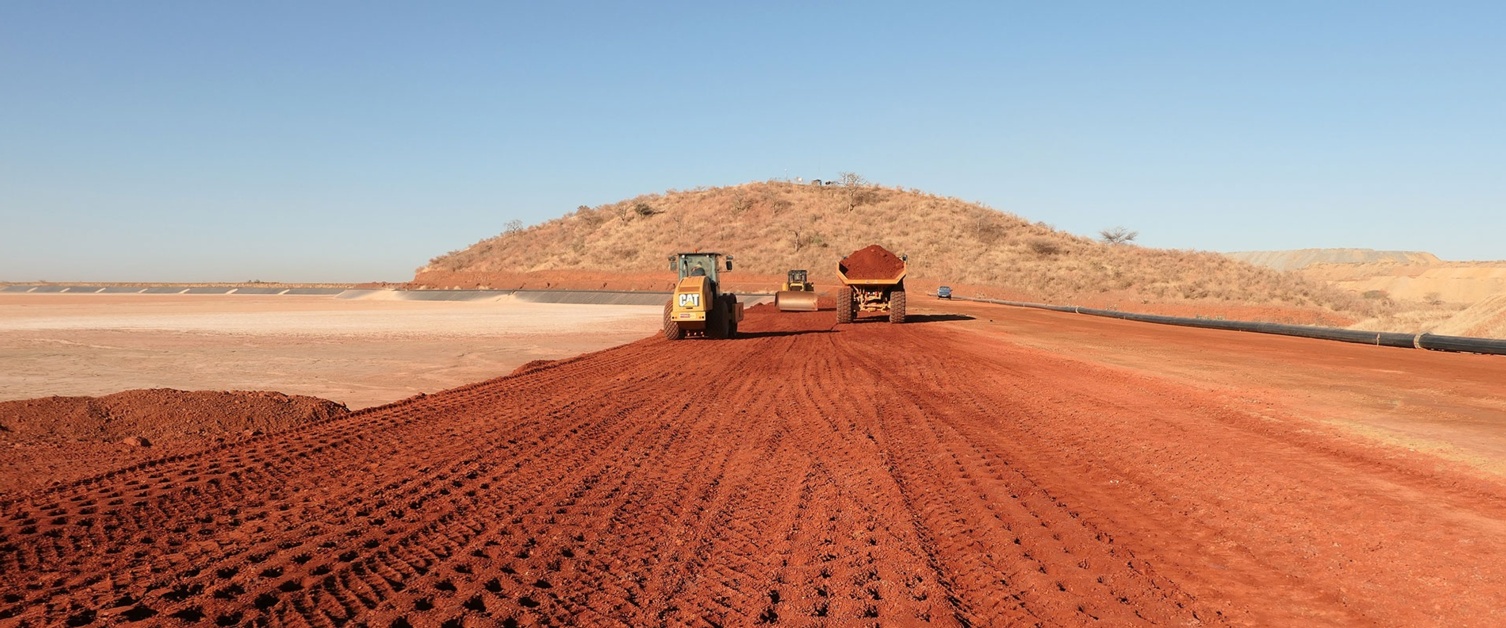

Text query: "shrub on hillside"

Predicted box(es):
[1028, 237, 1063, 256]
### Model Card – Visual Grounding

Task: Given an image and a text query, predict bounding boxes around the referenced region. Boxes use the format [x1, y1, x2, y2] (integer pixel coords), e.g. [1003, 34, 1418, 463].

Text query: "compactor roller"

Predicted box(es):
[664, 252, 743, 340]
[774, 269, 819, 312]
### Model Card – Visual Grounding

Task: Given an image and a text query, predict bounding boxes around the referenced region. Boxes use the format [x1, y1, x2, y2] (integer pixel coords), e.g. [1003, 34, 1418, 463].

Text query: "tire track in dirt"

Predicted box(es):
[2, 305, 1504, 625]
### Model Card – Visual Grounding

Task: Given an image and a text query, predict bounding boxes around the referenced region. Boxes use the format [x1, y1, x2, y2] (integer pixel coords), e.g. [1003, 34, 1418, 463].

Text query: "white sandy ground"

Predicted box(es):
[0, 294, 662, 409]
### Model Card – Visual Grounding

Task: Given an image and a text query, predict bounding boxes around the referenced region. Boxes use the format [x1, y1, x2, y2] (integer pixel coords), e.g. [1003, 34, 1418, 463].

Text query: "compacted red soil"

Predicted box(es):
[1, 306, 1504, 626]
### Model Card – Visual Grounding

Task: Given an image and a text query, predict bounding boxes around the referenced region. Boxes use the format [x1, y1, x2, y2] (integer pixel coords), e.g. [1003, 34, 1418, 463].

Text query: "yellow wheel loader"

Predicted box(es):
[774, 269, 819, 312]
[664, 252, 744, 340]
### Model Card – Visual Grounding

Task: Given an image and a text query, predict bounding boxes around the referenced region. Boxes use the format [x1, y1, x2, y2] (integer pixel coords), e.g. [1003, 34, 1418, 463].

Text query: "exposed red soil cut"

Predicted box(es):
[838, 244, 906, 280]
[1, 306, 1504, 626]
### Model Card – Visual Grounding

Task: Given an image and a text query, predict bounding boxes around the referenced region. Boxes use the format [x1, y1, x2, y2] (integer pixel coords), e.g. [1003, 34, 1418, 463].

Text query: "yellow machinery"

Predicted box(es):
[836, 246, 908, 324]
[664, 252, 744, 340]
[774, 269, 818, 312]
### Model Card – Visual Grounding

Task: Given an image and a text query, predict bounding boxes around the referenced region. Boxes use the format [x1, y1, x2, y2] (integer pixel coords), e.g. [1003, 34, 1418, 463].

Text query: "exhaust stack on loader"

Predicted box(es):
[836, 245, 907, 324]
[774, 269, 819, 312]
[664, 252, 743, 340]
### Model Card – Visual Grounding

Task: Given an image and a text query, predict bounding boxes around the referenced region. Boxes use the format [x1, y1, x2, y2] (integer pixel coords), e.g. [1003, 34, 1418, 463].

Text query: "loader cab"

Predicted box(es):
[669, 252, 733, 285]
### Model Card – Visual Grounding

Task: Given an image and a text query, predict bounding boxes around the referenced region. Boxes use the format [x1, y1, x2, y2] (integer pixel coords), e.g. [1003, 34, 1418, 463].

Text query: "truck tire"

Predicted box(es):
[663, 301, 685, 340]
[836, 286, 854, 324]
[889, 288, 906, 324]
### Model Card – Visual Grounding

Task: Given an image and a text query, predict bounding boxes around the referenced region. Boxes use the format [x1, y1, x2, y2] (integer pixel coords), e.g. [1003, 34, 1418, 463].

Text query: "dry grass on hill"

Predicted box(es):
[419, 180, 1384, 321]
[1429, 293, 1506, 338]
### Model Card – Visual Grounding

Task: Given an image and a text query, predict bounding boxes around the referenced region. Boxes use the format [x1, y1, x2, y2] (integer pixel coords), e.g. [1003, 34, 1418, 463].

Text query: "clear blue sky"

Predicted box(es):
[3, 2, 1502, 282]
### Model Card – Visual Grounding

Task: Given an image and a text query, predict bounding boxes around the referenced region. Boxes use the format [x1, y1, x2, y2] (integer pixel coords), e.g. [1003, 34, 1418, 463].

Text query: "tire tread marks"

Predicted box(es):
[0, 310, 1210, 626]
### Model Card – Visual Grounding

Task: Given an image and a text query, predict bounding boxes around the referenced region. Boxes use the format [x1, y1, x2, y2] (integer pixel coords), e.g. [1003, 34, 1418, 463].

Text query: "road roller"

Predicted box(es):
[774, 269, 819, 312]
[664, 252, 743, 340]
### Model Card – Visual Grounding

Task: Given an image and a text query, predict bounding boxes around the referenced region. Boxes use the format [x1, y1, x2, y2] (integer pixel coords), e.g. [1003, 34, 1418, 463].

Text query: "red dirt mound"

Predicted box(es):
[0, 389, 348, 445]
[508, 359, 557, 377]
[839, 244, 906, 280]
[0, 389, 349, 495]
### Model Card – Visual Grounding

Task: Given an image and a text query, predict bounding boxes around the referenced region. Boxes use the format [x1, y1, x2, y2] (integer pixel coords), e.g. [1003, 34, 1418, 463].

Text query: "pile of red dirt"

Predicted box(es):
[839, 244, 906, 280]
[0, 389, 349, 445]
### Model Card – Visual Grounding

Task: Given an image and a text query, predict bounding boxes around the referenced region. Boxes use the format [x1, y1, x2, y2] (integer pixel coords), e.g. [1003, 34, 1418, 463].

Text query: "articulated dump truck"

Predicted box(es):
[664, 252, 744, 340]
[836, 244, 907, 324]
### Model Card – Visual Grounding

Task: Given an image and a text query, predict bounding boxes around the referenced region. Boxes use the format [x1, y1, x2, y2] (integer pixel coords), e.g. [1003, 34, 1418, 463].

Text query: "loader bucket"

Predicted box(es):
[775, 290, 819, 312]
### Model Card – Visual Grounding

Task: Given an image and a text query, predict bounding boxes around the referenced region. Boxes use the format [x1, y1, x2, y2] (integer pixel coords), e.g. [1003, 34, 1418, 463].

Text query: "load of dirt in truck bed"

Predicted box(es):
[0, 389, 349, 445]
[840, 244, 906, 280]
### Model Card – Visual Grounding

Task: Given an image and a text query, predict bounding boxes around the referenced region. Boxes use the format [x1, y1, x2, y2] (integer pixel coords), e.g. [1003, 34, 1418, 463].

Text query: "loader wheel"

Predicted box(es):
[663, 301, 685, 340]
[889, 288, 906, 324]
[836, 286, 854, 324]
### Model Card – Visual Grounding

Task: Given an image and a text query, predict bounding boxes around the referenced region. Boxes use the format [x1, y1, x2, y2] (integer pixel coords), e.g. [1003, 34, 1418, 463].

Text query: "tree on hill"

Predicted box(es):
[1099, 226, 1138, 245]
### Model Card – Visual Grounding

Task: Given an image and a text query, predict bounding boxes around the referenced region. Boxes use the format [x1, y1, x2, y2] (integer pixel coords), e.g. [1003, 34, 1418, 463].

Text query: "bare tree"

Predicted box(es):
[504, 219, 525, 234]
[838, 172, 869, 211]
[1099, 226, 1138, 245]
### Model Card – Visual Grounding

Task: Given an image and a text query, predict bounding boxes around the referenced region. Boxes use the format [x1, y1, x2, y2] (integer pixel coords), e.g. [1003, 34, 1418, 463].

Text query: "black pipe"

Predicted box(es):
[1417, 333, 1506, 355]
[957, 296, 1506, 356]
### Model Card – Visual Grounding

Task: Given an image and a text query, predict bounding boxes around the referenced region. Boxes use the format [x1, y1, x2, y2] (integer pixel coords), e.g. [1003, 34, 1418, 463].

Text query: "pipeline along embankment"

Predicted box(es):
[955, 295, 1506, 356]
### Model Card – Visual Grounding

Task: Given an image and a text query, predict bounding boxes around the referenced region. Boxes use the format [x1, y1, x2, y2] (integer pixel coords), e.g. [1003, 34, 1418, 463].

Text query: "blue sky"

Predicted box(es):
[3, 2, 1502, 282]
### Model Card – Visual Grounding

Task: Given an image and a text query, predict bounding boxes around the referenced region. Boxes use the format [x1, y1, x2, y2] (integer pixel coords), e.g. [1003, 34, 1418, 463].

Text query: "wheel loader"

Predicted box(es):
[664, 252, 743, 340]
[836, 245, 907, 324]
[774, 269, 819, 312]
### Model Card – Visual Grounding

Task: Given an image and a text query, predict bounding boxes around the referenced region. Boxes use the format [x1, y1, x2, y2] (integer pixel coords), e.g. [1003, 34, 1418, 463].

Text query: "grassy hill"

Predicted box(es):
[418, 180, 1381, 324]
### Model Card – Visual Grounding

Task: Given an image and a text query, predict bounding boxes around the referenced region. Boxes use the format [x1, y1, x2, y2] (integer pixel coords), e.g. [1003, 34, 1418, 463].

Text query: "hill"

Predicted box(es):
[1432, 293, 1506, 338]
[1225, 249, 1441, 271]
[1227, 248, 1506, 339]
[1299, 260, 1506, 304]
[418, 181, 1380, 324]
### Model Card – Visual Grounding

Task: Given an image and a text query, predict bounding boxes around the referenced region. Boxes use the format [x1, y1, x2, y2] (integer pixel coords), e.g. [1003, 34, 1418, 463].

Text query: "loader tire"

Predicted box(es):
[889, 288, 906, 324]
[663, 301, 685, 340]
[836, 286, 854, 324]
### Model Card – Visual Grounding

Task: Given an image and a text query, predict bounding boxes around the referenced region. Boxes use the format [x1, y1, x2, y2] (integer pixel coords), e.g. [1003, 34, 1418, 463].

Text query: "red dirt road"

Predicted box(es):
[2, 305, 1505, 626]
